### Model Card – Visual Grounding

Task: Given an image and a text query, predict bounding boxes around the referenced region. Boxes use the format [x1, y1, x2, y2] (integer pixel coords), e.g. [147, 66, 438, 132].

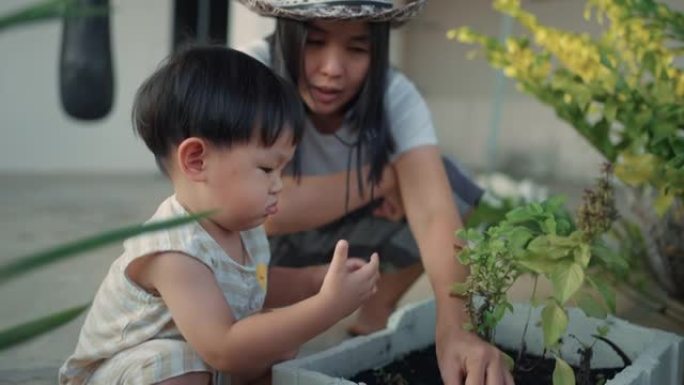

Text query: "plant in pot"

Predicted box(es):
[271, 169, 682, 385]
[452, 166, 630, 385]
[449, 0, 684, 300]
[347, 167, 629, 385]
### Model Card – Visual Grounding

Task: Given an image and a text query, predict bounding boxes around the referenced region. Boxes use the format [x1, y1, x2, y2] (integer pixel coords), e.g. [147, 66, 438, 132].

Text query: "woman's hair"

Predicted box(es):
[132, 45, 305, 174]
[269, 19, 395, 195]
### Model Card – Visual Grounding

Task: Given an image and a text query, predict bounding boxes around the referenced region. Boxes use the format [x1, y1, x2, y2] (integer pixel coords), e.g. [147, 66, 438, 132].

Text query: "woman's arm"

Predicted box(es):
[394, 145, 512, 385]
[393, 145, 467, 321]
[265, 165, 395, 235]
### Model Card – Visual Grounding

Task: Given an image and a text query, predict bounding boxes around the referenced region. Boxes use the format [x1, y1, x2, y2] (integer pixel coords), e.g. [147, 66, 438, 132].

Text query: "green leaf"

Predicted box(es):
[542, 301, 568, 347]
[587, 276, 616, 313]
[553, 357, 576, 385]
[517, 254, 557, 274]
[596, 324, 610, 337]
[603, 101, 617, 122]
[452, 282, 470, 296]
[465, 228, 485, 243]
[542, 217, 558, 235]
[576, 291, 608, 319]
[0, 303, 89, 351]
[573, 244, 591, 268]
[492, 302, 508, 323]
[0, 212, 210, 284]
[550, 261, 584, 303]
[614, 152, 658, 187]
[508, 227, 534, 251]
[591, 243, 629, 272]
[528, 236, 570, 260]
[653, 189, 675, 216]
[506, 206, 535, 223]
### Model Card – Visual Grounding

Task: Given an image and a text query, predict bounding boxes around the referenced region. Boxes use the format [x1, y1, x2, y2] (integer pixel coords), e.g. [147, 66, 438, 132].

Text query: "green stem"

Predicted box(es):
[0, 212, 209, 284]
[0, 303, 89, 350]
[516, 275, 538, 365]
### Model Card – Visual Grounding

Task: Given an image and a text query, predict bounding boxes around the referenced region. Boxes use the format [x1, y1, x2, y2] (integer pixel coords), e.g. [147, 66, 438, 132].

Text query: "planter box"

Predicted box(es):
[273, 298, 684, 385]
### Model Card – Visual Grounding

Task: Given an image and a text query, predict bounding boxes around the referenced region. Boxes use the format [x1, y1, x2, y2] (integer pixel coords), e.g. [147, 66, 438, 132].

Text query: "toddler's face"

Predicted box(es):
[203, 131, 295, 230]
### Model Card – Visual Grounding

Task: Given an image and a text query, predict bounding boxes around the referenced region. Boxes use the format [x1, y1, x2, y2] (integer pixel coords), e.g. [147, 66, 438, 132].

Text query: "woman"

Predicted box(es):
[238, 1, 513, 384]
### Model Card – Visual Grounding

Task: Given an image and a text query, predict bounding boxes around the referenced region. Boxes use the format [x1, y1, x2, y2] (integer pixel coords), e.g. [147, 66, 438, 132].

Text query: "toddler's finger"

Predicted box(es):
[345, 258, 366, 271]
[329, 240, 349, 273]
[357, 252, 380, 279]
[369, 252, 379, 270]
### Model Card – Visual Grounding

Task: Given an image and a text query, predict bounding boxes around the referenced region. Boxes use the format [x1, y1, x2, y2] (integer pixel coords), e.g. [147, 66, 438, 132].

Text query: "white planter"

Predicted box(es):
[273, 298, 684, 385]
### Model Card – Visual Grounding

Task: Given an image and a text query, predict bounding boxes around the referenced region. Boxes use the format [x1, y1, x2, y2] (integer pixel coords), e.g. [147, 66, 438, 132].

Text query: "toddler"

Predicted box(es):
[59, 45, 379, 385]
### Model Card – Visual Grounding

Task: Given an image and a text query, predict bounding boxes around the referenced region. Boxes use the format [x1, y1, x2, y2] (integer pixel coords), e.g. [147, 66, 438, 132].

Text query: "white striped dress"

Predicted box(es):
[59, 196, 271, 385]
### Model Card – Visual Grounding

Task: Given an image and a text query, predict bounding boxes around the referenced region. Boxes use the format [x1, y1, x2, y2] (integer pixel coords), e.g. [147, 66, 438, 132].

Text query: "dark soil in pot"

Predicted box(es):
[349, 344, 626, 385]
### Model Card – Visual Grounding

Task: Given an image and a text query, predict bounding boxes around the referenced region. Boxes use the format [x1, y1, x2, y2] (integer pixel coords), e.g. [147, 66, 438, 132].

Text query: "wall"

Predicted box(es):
[0, 0, 274, 174]
[0, 0, 171, 173]
[2, 0, 679, 181]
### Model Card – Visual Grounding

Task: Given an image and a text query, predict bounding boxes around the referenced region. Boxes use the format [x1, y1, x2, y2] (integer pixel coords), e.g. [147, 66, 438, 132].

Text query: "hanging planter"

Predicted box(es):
[272, 298, 684, 385]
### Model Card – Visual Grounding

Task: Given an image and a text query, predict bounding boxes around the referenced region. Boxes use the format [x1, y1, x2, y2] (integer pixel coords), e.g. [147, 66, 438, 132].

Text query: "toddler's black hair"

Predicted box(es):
[133, 45, 305, 173]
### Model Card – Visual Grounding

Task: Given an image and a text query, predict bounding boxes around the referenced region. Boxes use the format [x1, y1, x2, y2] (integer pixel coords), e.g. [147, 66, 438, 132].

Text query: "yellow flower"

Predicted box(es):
[256, 263, 268, 291]
[504, 66, 517, 77]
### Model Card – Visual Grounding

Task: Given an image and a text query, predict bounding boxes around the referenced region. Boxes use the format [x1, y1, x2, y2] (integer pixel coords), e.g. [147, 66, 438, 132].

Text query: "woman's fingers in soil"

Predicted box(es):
[503, 369, 515, 385]
[485, 368, 501, 385]
[464, 360, 485, 385]
[441, 367, 463, 385]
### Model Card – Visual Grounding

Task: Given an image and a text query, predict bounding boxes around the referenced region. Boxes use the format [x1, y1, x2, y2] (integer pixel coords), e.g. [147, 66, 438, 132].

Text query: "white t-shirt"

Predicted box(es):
[239, 39, 438, 176]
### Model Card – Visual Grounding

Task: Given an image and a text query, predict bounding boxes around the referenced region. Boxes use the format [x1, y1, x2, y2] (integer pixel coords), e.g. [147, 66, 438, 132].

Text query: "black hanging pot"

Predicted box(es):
[59, 0, 113, 120]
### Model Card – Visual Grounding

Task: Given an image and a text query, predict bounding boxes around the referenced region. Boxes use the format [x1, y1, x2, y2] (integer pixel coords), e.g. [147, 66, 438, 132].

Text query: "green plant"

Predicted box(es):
[0, 213, 207, 351]
[450, 0, 684, 215]
[454, 167, 623, 385]
[0, 0, 107, 33]
[466, 173, 550, 230]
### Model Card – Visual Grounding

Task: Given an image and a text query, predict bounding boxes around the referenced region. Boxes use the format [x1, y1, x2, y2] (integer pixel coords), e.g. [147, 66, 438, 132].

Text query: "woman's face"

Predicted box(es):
[298, 20, 371, 122]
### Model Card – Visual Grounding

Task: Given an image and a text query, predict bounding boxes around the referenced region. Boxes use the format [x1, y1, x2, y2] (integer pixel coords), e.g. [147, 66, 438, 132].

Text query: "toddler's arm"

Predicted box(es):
[145, 240, 378, 378]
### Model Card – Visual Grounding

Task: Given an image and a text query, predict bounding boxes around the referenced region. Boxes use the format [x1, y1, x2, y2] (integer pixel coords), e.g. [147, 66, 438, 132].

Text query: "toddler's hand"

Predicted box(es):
[309, 256, 366, 295]
[319, 240, 379, 319]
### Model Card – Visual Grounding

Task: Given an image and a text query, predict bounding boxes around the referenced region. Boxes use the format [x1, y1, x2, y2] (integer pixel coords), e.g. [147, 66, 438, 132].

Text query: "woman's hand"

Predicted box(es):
[436, 324, 514, 385]
[372, 188, 405, 221]
[373, 164, 405, 221]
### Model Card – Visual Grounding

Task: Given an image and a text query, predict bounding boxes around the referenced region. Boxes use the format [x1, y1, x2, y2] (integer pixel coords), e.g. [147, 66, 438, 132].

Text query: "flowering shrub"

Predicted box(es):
[450, 0, 684, 215]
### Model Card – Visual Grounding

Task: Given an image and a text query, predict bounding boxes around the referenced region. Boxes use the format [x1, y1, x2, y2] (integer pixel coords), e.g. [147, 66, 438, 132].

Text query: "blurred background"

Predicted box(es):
[0, 0, 616, 179]
[1, 0, 682, 384]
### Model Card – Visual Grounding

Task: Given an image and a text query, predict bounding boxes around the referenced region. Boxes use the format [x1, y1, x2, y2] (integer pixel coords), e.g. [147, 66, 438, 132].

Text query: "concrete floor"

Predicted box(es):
[0, 174, 682, 385]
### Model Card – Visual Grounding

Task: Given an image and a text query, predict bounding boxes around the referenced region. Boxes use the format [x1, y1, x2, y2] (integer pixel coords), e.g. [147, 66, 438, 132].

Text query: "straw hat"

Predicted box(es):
[237, 0, 426, 25]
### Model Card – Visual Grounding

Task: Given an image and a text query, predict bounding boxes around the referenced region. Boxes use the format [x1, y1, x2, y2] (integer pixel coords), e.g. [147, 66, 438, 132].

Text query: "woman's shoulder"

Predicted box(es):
[236, 39, 271, 66]
[385, 68, 428, 111]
